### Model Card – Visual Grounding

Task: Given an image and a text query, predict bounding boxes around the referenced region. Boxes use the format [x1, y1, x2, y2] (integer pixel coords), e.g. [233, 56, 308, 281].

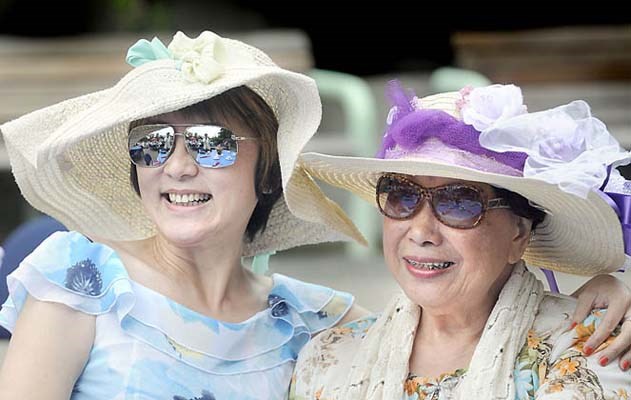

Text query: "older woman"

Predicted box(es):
[291, 82, 631, 399]
[0, 31, 368, 399]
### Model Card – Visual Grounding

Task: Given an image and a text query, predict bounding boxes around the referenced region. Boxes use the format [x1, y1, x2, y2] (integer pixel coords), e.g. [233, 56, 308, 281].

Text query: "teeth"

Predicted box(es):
[167, 193, 211, 206]
[405, 259, 454, 270]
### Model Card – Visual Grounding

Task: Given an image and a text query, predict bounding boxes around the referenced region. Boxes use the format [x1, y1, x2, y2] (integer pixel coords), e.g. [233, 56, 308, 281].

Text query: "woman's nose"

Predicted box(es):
[406, 200, 443, 247]
[163, 136, 198, 179]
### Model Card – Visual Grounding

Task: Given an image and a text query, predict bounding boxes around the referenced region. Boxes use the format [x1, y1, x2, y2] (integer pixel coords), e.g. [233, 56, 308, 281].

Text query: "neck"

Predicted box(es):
[110, 233, 271, 322]
[409, 264, 514, 377]
[153, 234, 245, 301]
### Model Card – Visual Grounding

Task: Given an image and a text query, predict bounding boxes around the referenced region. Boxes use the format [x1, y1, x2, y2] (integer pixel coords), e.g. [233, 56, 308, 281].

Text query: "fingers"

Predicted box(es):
[569, 290, 597, 331]
[592, 318, 631, 370]
[583, 301, 629, 355]
[618, 343, 631, 372]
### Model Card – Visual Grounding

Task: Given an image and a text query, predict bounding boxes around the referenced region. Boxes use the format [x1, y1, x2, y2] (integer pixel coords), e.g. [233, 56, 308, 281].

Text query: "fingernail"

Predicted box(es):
[622, 360, 630, 370]
[584, 346, 593, 356]
[569, 322, 578, 330]
[599, 356, 609, 366]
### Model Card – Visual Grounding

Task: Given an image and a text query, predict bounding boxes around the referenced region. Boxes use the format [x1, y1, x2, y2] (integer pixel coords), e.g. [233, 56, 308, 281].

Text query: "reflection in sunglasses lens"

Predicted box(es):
[377, 176, 486, 228]
[185, 126, 237, 168]
[129, 126, 175, 167]
[128, 125, 239, 168]
[433, 187, 483, 227]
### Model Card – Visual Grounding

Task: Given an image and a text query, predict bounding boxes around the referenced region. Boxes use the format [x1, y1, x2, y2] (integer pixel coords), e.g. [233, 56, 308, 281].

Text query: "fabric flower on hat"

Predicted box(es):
[126, 31, 255, 84]
[168, 31, 227, 84]
[460, 84, 528, 131]
[478, 100, 631, 198]
[126, 37, 173, 67]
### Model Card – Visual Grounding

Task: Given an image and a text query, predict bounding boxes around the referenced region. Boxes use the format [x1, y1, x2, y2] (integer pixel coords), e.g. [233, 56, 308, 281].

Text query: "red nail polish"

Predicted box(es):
[584, 346, 593, 356]
[569, 322, 577, 329]
[623, 360, 630, 370]
[599, 357, 609, 366]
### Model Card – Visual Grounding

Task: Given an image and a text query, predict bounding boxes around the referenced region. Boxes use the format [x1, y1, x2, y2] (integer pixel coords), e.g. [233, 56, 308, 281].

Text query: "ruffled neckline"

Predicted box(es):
[130, 273, 283, 327]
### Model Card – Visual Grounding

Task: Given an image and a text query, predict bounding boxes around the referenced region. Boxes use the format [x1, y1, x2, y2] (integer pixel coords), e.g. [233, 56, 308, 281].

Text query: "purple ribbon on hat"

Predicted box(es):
[529, 182, 631, 294]
[543, 165, 630, 293]
[599, 166, 631, 262]
[377, 81, 528, 174]
[602, 191, 631, 257]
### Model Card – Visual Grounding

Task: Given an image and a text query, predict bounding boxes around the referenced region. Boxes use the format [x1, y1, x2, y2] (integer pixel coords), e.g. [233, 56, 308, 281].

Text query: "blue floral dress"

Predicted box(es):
[0, 231, 354, 400]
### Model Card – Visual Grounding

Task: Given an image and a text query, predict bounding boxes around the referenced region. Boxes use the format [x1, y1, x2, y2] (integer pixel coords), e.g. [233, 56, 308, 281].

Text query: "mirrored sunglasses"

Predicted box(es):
[128, 124, 257, 168]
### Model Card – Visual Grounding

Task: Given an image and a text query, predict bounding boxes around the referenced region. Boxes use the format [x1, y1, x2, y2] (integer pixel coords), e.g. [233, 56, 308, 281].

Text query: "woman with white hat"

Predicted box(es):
[291, 82, 631, 399]
[0, 31, 371, 399]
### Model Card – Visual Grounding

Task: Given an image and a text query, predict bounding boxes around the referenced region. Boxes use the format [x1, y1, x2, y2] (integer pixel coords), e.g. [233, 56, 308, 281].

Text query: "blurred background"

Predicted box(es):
[0, 0, 630, 359]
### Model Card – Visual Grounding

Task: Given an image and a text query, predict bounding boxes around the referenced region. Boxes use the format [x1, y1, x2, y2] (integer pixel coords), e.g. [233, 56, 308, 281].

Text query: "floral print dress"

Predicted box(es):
[291, 294, 630, 400]
[0, 231, 354, 400]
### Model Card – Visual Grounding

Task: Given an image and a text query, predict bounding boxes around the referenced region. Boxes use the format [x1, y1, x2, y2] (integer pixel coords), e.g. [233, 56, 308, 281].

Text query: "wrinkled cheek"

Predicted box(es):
[382, 221, 405, 272]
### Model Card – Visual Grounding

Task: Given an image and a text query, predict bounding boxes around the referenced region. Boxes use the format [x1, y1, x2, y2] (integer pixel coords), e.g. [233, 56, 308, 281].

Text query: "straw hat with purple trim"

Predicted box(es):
[0, 31, 366, 256]
[295, 81, 631, 275]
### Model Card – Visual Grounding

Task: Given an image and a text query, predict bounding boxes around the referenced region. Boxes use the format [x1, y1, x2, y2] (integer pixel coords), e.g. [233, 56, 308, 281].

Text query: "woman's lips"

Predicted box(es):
[403, 257, 456, 278]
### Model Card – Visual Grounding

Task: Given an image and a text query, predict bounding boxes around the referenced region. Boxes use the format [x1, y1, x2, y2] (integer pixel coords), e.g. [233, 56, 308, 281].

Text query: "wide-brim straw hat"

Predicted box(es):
[294, 84, 630, 275]
[0, 31, 366, 256]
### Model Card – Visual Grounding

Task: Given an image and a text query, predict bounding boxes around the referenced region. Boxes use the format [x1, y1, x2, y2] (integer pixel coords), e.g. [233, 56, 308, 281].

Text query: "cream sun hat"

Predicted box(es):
[0, 30, 366, 256]
[294, 81, 631, 275]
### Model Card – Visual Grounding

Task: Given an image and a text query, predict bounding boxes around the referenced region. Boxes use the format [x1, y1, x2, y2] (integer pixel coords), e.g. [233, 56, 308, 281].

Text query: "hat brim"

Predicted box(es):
[299, 152, 626, 275]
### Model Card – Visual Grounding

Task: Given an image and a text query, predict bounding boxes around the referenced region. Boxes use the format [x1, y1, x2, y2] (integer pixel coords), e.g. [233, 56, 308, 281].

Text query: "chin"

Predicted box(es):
[158, 226, 214, 247]
[403, 288, 448, 309]
[397, 276, 445, 307]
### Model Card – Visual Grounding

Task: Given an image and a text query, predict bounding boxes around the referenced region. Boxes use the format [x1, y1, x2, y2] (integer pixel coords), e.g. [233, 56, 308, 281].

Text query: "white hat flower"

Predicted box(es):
[479, 100, 631, 198]
[460, 84, 528, 131]
[168, 31, 228, 84]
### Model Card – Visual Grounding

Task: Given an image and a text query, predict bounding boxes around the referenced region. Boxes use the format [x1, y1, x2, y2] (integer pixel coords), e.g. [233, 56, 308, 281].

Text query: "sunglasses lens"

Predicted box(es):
[128, 125, 175, 167]
[185, 126, 238, 168]
[433, 186, 484, 228]
[377, 176, 421, 219]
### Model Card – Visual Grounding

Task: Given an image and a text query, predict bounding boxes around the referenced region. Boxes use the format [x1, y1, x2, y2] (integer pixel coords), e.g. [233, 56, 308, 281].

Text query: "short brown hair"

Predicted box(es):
[129, 86, 281, 241]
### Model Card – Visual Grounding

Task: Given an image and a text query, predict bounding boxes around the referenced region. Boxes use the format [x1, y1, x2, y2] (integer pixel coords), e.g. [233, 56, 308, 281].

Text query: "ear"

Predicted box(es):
[508, 216, 533, 264]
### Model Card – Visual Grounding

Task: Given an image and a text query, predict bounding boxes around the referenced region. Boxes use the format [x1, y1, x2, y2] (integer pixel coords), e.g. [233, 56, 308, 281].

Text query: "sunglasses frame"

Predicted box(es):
[375, 173, 511, 229]
[128, 124, 258, 169]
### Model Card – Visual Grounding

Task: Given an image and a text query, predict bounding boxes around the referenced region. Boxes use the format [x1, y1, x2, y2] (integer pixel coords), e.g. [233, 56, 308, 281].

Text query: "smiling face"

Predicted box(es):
[382, 175, 532, 311]
[135, 113, 260, 248]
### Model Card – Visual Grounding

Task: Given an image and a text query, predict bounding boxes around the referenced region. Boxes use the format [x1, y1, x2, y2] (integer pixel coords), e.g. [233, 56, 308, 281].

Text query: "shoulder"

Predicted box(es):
[532, 292, 576, 333]
[0, 231, 133, 333]
[270, 274, 355, 335]
[0, 294, 95, 398]
[291, 315, 378, 399]
[307, 314, 378, 353]
[18, 230, 121, 290]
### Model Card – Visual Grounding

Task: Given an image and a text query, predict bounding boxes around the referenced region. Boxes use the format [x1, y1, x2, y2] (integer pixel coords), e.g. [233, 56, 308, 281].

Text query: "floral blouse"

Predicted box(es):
[0, 231, 354, 400]
[291, 294, 631, 400]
